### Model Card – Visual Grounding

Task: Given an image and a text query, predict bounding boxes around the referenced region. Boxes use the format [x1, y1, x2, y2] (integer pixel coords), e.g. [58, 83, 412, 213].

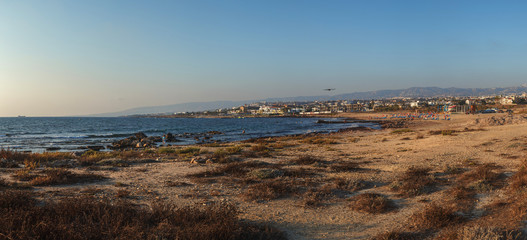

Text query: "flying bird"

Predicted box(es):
[323, 88, 336, 91]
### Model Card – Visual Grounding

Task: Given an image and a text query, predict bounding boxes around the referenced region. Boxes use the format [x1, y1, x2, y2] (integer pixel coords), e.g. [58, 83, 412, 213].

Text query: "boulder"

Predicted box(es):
[147, 136, 162, 142]
[135, 132, 147, 140]
[164, 133, 177, 142]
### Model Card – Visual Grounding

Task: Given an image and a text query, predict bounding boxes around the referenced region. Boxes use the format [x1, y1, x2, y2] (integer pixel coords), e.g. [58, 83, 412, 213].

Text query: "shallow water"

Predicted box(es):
[0, 117, 379, 152]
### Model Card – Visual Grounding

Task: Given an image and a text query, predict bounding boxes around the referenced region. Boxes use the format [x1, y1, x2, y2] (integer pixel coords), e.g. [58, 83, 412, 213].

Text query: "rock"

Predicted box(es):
[249, 168, 284, 179]
[135, 132, 147, 140]
[87, 145, 105, 151]
[46, 147, 61, 151]
[147, 136, 162, 142]
[164, 133, 178, 142]
[207, 131, 223, 135]
[190, 157, 206, 164]
[111, 137, 137, 149]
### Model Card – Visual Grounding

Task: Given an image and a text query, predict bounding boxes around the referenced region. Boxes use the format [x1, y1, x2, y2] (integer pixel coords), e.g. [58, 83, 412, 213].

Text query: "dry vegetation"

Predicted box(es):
[349, 193, 395, 214]
[0, 191, 286, 240]
[390, 167, 438, 197]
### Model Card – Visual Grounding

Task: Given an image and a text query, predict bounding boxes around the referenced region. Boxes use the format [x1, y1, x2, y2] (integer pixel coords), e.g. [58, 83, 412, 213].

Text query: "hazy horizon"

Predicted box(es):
[2, 1, 527, 117]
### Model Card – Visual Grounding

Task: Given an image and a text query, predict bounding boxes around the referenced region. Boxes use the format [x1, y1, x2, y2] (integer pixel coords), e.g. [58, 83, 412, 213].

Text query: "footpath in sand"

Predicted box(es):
[3, 113, 527, 239]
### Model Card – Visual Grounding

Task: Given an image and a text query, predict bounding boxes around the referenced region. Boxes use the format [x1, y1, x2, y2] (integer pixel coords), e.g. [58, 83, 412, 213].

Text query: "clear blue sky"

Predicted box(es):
[1, 1, 527, 116]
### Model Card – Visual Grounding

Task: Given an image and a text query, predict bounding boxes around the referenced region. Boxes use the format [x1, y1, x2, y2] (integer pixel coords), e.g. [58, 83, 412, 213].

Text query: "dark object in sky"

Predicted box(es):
[324, 88, 335, 91]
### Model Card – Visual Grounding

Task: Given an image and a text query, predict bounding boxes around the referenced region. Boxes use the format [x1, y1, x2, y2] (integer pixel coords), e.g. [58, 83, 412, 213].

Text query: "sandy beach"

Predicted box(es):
[3, 112, 527, 239]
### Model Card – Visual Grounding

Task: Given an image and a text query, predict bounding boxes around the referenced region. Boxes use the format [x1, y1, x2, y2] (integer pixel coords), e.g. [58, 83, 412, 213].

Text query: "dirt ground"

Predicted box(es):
[3, 112, 527, 239]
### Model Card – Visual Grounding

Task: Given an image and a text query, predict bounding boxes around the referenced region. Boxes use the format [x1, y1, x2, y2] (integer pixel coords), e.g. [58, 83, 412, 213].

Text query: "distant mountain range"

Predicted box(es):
[91, 85, 527, 117]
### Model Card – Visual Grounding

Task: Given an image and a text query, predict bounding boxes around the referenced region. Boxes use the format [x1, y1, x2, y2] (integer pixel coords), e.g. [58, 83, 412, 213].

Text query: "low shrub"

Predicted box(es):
[349, 193, 395, 214]
[177, 147, 201, 155]
[187, 161, 269, 179]
[242, 180, 295, 201]
[28, 168, 106, 186]
[391, 129, 414, 134]
[391, 167, 437, 197]
[292, 155, 323, 165]
[408, 203, 464, 230]
[329, 161, 360, 172]
[429, 130, 457, 135]
[458, 164, 502, 191]
[0, 193, 287, 240]
[371, 231, 424, 240]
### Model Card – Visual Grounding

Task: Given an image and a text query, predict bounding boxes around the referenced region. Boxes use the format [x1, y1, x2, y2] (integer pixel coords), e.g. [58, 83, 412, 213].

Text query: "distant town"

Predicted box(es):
[132, 93, 527, 118]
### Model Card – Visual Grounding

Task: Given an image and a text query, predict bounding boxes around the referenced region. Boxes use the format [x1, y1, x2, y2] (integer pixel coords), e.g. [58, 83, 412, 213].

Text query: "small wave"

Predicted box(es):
[86, 133, 133, 138]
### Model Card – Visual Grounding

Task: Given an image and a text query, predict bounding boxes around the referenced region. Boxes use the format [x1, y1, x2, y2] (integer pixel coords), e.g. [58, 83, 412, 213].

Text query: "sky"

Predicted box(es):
[1, 1, 527, 116]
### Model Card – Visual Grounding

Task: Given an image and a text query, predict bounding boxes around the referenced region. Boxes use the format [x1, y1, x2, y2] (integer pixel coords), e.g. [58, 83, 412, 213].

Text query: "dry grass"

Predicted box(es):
[429, 129, 457, 135]
[510, 162, 527, 191]
[370, 231, 424, 240]
[292, 155, 323, 165]
[391, 167, 437, 197]
[329, 161, 361, 172]
[456, 226, 526, 240]
[348, 193, 395, 214]
[187, 161, 270, 180]
[408, 203, 464, 231]
[301, 189, 330, 208]
[444, 186, 477, 212]
[0, 149, 74, 166]
[13, 168, 107, 186]
[241, 179, 296, 201]
[458, 163, 503, 192]
[0, 191, 287, 240]
[301, 136, 338, 145]
[331, 178, 371, 192]
[115, 189, 131, 198]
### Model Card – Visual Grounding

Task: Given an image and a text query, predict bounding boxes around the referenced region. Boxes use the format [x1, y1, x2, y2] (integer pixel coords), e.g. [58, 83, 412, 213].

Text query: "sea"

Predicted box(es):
[0, 117, 380, 152]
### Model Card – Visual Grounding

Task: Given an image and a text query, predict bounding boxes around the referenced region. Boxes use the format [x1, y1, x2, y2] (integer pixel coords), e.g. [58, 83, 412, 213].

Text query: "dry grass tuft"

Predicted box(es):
[329, 161, 361, 172]
[391, 167, 437, 197]
[292, 155, 323, 165]
[391, 129, 414, 134]
[24, 168, 106, 186]
[301, 189, 330, 208]
[242, 179, 296, 201]
[458, 163, 503, 192]
[348, 193, 395, 214]
[370, 230, 424, 240]
[301, 136, 338, 145]
[457, 226, 526, 240]
[187, 161, 269, 179]
[0, 192, 287, 240]
[444, 186, 477, 212]
[429, 130, 457, 135]
[408, 203, 464, 231]
[510, 162, 527, 191]
[331, 178, 371, 192]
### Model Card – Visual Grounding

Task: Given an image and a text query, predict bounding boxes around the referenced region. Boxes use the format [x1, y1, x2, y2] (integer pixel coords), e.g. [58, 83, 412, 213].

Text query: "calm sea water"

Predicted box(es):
[0, 117, 379, 152]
